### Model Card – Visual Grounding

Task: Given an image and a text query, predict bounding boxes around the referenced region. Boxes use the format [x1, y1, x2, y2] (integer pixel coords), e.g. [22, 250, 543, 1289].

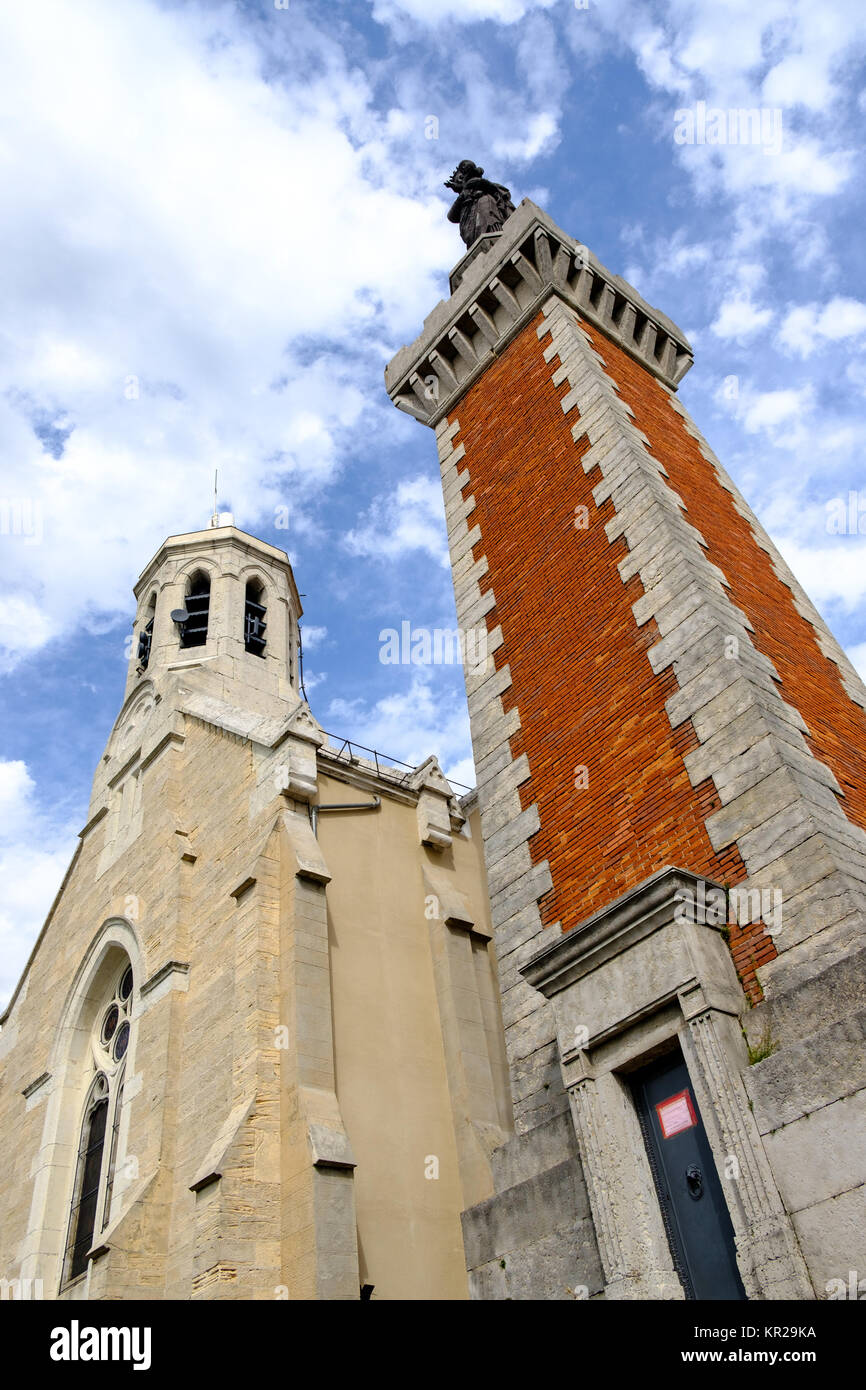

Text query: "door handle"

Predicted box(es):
[686, 1165, 703, 1200]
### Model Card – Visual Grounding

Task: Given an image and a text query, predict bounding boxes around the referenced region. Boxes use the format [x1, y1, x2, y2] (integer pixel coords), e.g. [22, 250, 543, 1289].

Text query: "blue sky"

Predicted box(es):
[1, 0, 865, 1006]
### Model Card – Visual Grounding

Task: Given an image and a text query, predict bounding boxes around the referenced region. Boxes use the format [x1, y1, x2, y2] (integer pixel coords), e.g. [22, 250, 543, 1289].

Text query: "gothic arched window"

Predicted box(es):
[62, 962, 133, 1285]
[180, 570, 210, 648]
[244, 578, 267, 657]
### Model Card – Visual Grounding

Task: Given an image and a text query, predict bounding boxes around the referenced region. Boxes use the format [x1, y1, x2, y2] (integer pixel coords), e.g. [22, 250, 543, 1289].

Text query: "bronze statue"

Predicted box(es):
[445, 160, 515, 249]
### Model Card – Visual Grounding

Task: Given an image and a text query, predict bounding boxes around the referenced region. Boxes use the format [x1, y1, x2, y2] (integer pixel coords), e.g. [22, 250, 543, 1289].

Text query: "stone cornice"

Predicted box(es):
[140, 959, 190, 997]
[521, 866, 728, 999]
[134, 524, 302, 614]
[385, 200, 693, 427]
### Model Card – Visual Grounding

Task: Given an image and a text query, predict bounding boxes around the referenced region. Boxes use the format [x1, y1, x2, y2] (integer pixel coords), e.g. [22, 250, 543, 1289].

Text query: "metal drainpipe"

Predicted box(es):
[310, 796, 381, 837]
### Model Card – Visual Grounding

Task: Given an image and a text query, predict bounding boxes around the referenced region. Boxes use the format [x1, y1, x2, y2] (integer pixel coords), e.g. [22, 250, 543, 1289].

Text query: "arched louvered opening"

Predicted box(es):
[244, 578, 267, 657]
[180, 570, 210, 649]
[136, 593, 156, 672]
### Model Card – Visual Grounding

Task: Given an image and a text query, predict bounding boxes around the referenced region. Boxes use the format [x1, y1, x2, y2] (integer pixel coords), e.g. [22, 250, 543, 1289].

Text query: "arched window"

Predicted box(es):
[180, 570, 210, 649]
[62, 962, 133, 1286]
[136, 593, 156, 672]
[244, 578, 267, 657]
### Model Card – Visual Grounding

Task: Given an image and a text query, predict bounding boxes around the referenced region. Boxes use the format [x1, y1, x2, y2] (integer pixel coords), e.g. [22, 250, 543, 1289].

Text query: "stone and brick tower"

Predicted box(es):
[386, 197, 866, 1299]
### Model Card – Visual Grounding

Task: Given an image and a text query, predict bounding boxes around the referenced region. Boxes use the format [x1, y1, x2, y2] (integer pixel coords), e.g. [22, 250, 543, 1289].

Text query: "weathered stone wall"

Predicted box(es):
[743, 948, 866, 1297]
[461, 1112, 603, 1299]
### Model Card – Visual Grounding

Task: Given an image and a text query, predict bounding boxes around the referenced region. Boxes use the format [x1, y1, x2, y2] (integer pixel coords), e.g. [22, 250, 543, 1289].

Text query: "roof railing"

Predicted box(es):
[318, 730, 473, 795]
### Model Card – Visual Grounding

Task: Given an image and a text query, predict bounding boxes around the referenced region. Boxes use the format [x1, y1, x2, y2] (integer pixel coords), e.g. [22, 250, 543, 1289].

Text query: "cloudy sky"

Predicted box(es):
[1, 0, 865, 1006]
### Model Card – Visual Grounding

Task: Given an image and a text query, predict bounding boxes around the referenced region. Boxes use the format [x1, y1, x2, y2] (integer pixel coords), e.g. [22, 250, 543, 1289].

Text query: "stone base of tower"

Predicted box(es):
[461, 1112, 603, 1300]
[740, 946, 866, 1297]
[520, 867, 815, 1301]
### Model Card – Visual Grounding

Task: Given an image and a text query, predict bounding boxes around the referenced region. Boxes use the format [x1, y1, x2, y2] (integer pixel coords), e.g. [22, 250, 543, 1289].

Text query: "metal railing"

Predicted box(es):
[319, 731, 473, 795]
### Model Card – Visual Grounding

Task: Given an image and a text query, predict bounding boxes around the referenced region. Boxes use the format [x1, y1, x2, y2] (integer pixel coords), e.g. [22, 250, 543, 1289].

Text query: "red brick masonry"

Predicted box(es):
[587, 321, 866, 838]
[446, 309, 866, 1002]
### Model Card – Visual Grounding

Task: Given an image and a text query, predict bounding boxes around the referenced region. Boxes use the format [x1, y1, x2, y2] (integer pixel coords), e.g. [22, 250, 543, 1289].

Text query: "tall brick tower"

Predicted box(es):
[386, 196, 866, 1300]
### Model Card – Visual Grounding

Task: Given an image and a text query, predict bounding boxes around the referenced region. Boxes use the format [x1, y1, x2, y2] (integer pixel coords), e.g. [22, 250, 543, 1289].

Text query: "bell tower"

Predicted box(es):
[386, 187, 866, 1300]
[89, 518, 308, 886]
[124, 517, 302, 710]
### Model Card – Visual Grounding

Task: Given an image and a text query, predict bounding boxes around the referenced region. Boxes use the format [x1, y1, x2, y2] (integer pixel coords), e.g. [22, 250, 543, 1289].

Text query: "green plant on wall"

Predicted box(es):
[745, 1023, 779, 1065]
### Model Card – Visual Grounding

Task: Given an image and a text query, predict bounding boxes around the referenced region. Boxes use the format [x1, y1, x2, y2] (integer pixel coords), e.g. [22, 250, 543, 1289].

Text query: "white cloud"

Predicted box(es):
[492, 111, 559, 163]
[0, 760, 33, 811]
[300, 625, 328, 650]
[711, 293, 773, 341]
[372, 0, 557, 25]
[344, 475, 449, 566]
[740, 386, 814, 435]
[669, 242, 714, 273]
[610, 0, 863, 229]
[762, 54, 834, 112]
[847, 641, 866, 683]
[0, 0, 456, 671]
[778, 298, 866, 357]
[0, 760, 78, 1011]
[775, 538, 866, 613]
[0, 597, 54, 667]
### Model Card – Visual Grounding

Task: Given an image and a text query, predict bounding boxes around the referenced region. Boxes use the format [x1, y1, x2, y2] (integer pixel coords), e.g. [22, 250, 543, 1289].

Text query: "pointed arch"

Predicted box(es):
[56, 940, 136, 1288]
[64, 1071, 110, 1282]
[22, 918, 144, 1293]
[136, 591, 157, 673]
[180, 568, 211, 648]
[49, 917, 143, 1074]
[243, 574, 267, 657]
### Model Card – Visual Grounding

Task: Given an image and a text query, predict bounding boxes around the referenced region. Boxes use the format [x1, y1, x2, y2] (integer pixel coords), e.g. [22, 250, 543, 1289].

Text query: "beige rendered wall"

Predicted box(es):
[321, 778, 508, 1300]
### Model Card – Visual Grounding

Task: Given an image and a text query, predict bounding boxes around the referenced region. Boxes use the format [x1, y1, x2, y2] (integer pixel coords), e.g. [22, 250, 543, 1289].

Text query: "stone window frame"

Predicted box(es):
[136, 591, 157, 675]
[18, 918, 142, 1297]
[59, 961, 133, 1288]
[238, 561, 292, 678]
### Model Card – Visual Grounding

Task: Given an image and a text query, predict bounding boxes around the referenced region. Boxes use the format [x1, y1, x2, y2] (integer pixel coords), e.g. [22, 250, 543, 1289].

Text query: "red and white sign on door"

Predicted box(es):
[655, 1088, 697, 1139]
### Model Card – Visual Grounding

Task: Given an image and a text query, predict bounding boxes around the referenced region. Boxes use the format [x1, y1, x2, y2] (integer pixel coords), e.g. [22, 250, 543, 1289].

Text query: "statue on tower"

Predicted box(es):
[445, 160, 515, 249]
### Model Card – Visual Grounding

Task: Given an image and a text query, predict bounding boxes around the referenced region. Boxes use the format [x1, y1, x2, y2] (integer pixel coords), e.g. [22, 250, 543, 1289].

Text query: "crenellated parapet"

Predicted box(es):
[385, 199, 693, 427]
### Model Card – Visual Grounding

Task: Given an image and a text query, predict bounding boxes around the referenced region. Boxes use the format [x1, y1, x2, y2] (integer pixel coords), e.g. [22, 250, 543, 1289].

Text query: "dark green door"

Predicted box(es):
[631, 1050, 747, 1300]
